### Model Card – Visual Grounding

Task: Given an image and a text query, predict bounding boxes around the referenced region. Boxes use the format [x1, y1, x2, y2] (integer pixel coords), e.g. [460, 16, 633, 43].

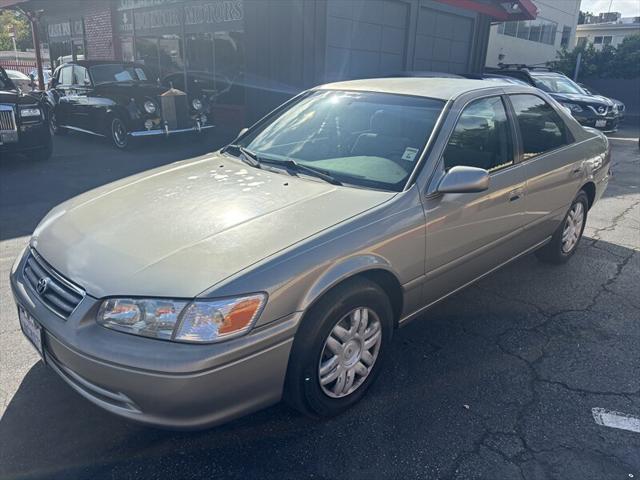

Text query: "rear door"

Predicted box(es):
[506, 93, 580, 243]
[421, 93, 530, 306]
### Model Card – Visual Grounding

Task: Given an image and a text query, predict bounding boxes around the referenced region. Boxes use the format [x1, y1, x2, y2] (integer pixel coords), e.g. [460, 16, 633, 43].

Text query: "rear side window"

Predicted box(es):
[443, 96, 514, 172]
[509, 94, 572, 159]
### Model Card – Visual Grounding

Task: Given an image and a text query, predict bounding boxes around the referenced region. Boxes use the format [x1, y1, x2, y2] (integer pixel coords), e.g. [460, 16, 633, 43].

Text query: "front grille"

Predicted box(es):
[23, 250, 85, 319]
[0, 105, 17, 132]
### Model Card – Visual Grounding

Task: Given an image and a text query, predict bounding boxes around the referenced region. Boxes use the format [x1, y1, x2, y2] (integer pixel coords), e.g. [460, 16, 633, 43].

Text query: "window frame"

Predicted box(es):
[504, 93, 575, 163]
[435, 92, 522, 176]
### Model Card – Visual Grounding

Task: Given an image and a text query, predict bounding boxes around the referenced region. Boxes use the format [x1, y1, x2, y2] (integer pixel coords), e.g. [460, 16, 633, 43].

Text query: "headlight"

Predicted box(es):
[562, 103, 583, 113]
[192, 98, 203, 111]
[612, 104, 619, 113]
[97, 293, 266, 343]
[143, 100, 157, 115]
[20, 106, 41, 118]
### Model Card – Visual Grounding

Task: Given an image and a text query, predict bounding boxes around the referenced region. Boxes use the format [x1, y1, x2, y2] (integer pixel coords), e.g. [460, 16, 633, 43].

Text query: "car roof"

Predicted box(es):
[58, 60, 145, 69]
[315, 77, 510, 100]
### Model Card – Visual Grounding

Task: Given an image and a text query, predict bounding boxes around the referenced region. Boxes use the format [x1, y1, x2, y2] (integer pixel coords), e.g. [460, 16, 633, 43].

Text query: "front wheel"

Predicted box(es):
[284, 278, 393, 417]
[109, 116, 129, 149]
[536, 191, 589, 264]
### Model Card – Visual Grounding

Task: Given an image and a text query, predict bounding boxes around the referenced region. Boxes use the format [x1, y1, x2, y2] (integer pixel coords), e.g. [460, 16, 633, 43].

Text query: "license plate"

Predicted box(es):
[595, 119, 607, 128]
[18, 305, 43, 359]
[0, 131, 18, 144]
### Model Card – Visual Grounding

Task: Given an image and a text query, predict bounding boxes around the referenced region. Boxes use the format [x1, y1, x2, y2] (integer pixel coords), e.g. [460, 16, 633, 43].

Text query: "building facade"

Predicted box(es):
[2, 0, 537, 127]
[575, 19, 640, 49]
[485, 0, 580, 68]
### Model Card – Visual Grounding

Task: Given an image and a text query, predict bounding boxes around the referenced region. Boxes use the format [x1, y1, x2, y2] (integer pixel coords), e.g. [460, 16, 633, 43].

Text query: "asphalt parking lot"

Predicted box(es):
[0, 125, 639, 480]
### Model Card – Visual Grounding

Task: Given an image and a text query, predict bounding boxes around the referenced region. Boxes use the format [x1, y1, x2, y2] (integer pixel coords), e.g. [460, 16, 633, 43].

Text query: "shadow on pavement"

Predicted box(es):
[1, 238, 638, 480]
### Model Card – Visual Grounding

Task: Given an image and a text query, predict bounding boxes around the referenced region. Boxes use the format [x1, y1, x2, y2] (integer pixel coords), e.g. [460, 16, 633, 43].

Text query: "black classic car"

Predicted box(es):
[0, 66, 53, 161]
[48, 61, 214, 149]
[486, 67, 619, 132]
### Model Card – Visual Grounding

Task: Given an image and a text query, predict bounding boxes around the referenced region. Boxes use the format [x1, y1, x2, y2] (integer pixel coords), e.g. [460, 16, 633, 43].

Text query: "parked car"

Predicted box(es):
[47, 61, 214, 149]
[29, 68, 52, 90]
[11, 78, 610, 428]
[0, 66, 53, 161]
[487, 66, 619, 132]
[5, 69, 33, 91]
[578, 82, 625, 121]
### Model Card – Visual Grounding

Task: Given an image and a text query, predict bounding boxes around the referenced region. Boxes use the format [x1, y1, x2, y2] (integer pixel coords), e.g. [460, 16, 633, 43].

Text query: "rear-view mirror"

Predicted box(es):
[437, 166, 490, 194]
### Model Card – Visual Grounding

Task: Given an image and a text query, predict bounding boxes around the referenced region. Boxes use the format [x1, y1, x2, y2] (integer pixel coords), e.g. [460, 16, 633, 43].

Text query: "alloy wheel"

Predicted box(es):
[318, 307, 382, 398]
[562, 202, 584, 253]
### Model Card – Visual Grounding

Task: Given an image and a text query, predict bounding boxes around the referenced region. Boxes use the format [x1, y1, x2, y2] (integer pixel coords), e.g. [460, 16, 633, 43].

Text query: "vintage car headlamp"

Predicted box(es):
[561, 103, 583, 113]
[192, 98, 203, 111]
[20, 106, 42, 118]
[143, 100, 157, 115]
[97, 293, 266, 343]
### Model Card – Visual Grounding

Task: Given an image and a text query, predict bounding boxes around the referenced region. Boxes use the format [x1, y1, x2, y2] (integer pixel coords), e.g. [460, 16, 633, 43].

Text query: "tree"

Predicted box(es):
[0, 9, 33, 52]
[550, 34, 640, 80]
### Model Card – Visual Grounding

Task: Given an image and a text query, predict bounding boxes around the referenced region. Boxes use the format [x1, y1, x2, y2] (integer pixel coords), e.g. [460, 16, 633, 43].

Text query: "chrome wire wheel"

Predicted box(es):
[562, 202, 585, 253]
[318, 307, 382, 399]
[111, 117, 128, 148]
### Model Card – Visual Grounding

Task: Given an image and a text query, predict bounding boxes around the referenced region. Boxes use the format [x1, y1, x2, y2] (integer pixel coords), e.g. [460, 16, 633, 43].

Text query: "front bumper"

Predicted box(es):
[10, 251, 299, 429]
[574, 113, 619, 132]
[130, 124, 215, 138]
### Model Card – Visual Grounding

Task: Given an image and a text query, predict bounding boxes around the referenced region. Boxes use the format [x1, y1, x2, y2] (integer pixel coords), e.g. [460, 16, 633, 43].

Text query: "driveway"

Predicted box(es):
[1, 126, 638, 480]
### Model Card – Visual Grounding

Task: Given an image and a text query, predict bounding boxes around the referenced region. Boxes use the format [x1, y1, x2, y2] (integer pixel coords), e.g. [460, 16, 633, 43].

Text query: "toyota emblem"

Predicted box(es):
[36, 277, 50, 295]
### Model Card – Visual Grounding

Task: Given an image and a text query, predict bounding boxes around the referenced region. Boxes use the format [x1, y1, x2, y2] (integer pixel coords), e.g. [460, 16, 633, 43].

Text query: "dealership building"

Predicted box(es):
[1, 0, 537, 129]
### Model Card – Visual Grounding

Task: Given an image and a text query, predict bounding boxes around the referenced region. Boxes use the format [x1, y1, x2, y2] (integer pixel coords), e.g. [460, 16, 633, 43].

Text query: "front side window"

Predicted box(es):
[443, 96, 514, 173]
[237, 90, 445, 191]
[509, 94, 571, 159]
[73, 66, 90, 85]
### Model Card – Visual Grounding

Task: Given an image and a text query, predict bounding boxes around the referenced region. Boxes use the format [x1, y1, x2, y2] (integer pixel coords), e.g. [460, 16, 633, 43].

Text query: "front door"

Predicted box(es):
[53, 65, 75, 127]
[421, 94, 529, 306]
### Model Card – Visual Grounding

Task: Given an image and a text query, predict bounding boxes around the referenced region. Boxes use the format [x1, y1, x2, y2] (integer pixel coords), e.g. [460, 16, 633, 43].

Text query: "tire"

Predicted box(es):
[284, 277, 393, 417]
[109, 115, 129, 149]
[535, 191, 589, 264]
[28, 137, 53, 161]
[50, 110, 66, 136]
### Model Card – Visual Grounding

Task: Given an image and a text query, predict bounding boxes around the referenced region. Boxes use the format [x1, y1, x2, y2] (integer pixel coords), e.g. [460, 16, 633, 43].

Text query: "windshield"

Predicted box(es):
[236, 90, 445, 191]
[532, 75, 587, 95]
[89, 64, 150, 85]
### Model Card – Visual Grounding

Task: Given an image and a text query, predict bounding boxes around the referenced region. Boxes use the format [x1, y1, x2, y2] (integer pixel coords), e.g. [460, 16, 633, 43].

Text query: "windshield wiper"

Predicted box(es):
[221, 144, 261, 168]
[261, 158, 342, 186]
[220, 145, 342, 185]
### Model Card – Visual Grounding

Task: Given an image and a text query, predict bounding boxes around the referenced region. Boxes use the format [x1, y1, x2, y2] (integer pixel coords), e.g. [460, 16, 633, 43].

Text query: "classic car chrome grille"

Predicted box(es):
[23, 250, 85, 319]
[0, 105, 17, 132]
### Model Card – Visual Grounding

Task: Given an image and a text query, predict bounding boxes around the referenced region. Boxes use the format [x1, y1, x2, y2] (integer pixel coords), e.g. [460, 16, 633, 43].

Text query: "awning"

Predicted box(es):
[434, 0, 538, 21]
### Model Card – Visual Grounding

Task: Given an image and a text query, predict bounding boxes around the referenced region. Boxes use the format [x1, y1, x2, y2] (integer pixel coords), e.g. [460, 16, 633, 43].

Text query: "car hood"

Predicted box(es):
[94, 81, 171, 99]
[32, 153, 395, 298]
[0, 89, 42, 105]
[550, 92, 611, 106]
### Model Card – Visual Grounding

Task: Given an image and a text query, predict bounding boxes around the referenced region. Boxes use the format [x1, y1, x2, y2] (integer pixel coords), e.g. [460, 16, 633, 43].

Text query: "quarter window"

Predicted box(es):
[443, 96, 514, 173]
[509, 94, 571, 159]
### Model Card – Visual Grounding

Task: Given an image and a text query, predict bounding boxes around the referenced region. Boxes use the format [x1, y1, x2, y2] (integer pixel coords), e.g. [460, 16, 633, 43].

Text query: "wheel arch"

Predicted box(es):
[580, 181, 596, 210]
[299, 255, 404, 329]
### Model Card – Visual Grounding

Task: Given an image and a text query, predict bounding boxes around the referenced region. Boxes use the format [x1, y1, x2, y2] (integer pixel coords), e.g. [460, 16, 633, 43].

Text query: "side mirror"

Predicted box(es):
[437, 166, 489, 194]
[84, 78, 91, 86]
[237, 127, 249, 138]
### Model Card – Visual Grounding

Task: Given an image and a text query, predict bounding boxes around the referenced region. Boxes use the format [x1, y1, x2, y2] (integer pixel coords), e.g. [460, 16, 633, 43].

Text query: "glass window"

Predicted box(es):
[73, 66, 90, 85]
[237, 90, 445, 191]
[531, 75, 587, 95]
[503, 21, 517, 37]
[509, 94, 572, 159]
[560, 26, 572, 48]
[577, 36, 587, 47]
[443, 96, 514, 173]
[517, 21, 531, 40]
[603, 36, 613, 45]
[540, 22, 557, 45]
[594, 36, 603, 44]
[59, 65, 73, 85]
[89, 64, 150, 85]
